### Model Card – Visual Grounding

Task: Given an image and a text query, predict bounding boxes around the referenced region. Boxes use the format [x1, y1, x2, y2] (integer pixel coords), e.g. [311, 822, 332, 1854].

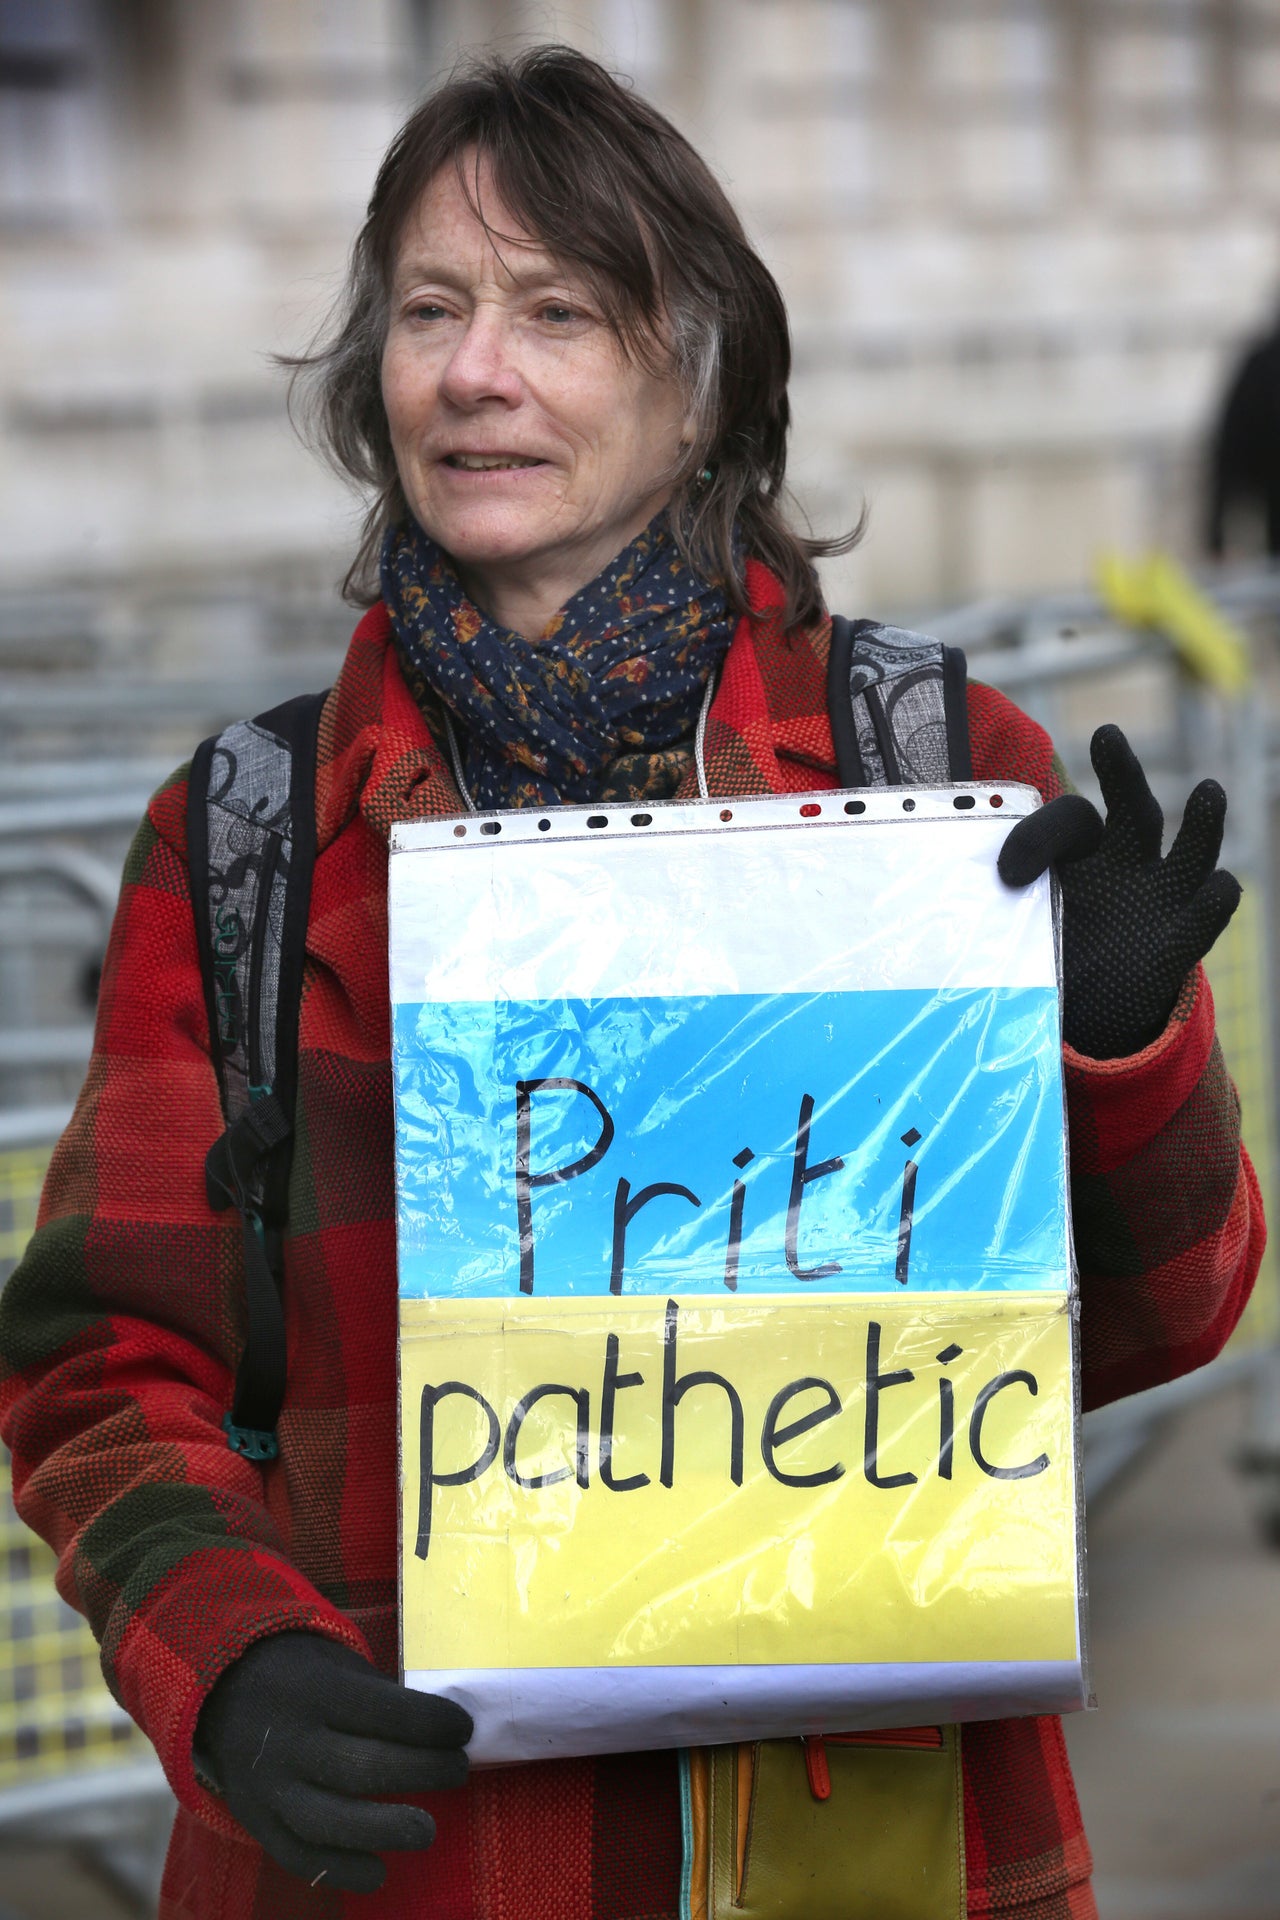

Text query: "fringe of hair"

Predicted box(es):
[282, 45, 863, 628]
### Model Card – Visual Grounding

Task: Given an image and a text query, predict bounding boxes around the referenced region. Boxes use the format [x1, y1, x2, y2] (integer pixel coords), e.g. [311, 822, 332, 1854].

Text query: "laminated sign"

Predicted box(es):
[390, 788, 1088, 1763]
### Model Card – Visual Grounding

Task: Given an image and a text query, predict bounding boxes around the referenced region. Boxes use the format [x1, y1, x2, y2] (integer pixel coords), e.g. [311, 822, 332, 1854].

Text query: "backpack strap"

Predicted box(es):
[188, 690, 327, 1461]
[826, 617, 972, 788]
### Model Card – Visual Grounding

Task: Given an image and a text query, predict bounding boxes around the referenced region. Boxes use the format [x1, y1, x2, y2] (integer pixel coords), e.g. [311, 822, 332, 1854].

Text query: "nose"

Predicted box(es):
[437, 307, 523, 409]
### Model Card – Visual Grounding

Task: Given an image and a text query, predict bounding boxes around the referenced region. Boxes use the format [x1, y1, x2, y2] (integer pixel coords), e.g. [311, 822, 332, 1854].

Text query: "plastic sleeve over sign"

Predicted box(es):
[393, 983, 1067, 1300]
[390, 790, 1085, 1761]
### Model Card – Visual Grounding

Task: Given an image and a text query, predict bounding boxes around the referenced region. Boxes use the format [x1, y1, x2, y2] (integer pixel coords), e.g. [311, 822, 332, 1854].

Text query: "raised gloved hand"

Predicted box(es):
[997, 724, 1240, 1059]
[194, 1630, 472, 1893]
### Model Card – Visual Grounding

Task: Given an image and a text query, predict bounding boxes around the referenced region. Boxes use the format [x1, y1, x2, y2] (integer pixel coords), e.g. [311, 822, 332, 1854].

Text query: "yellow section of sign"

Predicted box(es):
[399, 1293, 1077, 1672]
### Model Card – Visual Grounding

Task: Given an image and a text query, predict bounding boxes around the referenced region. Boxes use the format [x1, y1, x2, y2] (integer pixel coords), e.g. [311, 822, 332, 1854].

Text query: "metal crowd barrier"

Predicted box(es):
[0, 651, 344, 1914]
[928, 562, 1280, 1520]
[0, 1147, 172, 1915]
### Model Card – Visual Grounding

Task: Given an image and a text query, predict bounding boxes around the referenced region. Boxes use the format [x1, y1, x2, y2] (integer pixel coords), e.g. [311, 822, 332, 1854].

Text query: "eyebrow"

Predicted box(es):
[391, 255, 583, 296]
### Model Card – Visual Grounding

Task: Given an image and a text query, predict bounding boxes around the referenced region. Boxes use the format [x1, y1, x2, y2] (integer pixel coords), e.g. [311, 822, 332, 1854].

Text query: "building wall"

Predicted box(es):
[2, 0, 1278, 631]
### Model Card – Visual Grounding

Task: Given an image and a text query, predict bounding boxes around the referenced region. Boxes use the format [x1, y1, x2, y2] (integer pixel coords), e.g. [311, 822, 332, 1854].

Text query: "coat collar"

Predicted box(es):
[314, 560, 836, 853]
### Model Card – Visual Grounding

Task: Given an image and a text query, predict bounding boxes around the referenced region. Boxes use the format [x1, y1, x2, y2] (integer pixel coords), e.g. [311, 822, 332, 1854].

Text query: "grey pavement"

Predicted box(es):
[1067, 1383, 1280, 1920]
[0, 1852, 141, 1919]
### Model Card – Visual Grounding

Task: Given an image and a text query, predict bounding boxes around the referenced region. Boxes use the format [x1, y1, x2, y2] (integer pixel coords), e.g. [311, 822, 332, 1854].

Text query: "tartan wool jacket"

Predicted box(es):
[0, 560, 1263, 1920]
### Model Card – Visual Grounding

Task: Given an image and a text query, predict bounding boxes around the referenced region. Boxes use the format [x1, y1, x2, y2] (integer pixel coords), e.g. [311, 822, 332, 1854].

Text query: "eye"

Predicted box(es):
[539, 303, 578, 325]
[407, 300, 448, 323]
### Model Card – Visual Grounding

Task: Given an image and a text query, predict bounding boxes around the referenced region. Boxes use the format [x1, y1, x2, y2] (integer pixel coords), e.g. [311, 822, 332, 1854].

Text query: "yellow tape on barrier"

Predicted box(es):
[1096, 551, 1251, 694]
[0, 1145, 154, 1784]
[1205, 887, 1279, 1350]
[0, 1148, 49, 1286]
[1091, 552, 1275, 1350]
[0, 1451, 153, 1785]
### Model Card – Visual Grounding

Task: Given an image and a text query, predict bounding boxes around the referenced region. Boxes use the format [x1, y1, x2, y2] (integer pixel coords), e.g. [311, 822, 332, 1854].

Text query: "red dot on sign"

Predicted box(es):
[989, 795, 1003, 808]
[800, 803, 821, 817]
[453, 824, 466, 837]
[720, 809, 733, 821]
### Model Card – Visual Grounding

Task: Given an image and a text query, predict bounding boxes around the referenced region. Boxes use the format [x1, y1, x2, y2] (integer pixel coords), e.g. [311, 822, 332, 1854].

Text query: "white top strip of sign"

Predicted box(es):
[389, 786, 1055, 1006]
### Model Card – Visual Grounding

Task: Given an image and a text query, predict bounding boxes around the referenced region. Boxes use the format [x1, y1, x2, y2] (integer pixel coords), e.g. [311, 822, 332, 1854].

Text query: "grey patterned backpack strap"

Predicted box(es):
[188, 690, 327, 1460]
[827, 616, 972, 787]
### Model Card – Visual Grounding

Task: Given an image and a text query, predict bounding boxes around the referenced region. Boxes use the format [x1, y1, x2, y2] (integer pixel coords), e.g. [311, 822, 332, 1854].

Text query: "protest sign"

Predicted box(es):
[390, 788, 1086, 1762]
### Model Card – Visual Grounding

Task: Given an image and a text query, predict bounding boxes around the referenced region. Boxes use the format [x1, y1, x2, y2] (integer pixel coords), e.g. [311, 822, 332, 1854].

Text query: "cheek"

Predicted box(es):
[381, 347, 434, 453]
[570, 369, 684, 483]
[614, 382, 686, 484]
[545, 343, 671, 458]
[545, 368, 621, 455]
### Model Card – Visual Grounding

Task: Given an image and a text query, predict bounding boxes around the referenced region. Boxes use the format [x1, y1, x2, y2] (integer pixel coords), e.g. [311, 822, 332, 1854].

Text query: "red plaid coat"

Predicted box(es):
[0, 561, 1262, 1920]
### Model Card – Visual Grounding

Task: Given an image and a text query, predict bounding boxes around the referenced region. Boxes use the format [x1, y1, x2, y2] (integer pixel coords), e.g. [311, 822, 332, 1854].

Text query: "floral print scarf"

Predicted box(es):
[380, 511, 737, 809]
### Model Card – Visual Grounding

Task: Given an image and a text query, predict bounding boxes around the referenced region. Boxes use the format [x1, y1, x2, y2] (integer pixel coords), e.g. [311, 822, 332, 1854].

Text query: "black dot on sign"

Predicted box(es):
[935, 1343, 963, 1366]
[900, 1127, 922, 1148]
[732, 1147, 755, 1169]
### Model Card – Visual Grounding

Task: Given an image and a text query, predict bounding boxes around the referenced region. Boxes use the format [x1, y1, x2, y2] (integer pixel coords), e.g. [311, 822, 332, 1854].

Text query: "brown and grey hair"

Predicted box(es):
[287, 44, 859, 627]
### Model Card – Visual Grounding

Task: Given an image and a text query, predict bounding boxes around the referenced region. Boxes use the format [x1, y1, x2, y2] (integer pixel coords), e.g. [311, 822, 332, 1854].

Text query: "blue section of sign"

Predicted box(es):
[393, 988, 1067, 1300]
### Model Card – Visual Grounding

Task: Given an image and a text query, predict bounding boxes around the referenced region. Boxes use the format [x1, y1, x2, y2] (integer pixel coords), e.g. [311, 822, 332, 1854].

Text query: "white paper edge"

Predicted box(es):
[406, 1660, 1088, 1764]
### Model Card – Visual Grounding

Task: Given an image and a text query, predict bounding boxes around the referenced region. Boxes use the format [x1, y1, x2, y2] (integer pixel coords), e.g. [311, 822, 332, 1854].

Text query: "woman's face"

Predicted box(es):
[381, 157, 693, 632]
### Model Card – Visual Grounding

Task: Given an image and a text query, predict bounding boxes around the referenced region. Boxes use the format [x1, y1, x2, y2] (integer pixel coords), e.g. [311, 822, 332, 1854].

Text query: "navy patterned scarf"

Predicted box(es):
[380, 512, 737, 809]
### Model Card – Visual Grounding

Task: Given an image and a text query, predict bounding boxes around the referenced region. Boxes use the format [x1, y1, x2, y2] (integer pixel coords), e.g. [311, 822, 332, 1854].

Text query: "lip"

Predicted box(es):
[439, 452, 549, 470]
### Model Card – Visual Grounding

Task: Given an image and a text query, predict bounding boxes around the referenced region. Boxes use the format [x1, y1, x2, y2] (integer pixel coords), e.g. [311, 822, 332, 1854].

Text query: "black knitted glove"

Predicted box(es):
[997, 724, 1241, 1059]
[194, 1631, 472, 1893]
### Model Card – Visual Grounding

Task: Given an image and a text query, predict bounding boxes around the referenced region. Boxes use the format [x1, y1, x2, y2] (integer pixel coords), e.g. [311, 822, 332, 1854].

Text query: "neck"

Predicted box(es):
[454, 564, 574, 641]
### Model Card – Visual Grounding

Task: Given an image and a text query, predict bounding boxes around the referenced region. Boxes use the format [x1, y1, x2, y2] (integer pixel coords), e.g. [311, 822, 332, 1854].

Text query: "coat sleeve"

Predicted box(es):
[966, 679, 1266, 1410]
[0, 773, 369, 1834]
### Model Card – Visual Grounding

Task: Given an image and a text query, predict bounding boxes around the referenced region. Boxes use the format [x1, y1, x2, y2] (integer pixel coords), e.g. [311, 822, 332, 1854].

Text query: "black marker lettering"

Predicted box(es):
[937, 1342, 962, 1481]
[896, 1128, 923, 1286]
[761, 1377, 845, 1487]
[785, 1093, 844, 1281]
[600, 1332, 649, 1491]
[863, 1320, 918, 1489]
[660, 1298, 744, 1488]
[514, 1078, 615, 1295]
[416, 1381, 500, 1560]
[724, 1147, 755, 1292]
[969, 1371, 1050, 1480]
[611, 1178, 700, 1295]
[938, 1380, 955, 1480]
[503, 1383, 591, 1490]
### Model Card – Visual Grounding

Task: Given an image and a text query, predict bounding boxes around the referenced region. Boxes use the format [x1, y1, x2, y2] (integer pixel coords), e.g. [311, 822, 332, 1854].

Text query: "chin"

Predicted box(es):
[418, 507, 557, 570]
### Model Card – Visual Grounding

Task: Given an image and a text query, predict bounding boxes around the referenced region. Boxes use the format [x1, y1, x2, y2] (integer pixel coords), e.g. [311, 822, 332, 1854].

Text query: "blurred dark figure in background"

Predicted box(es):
[1206, 310, 1280, 559]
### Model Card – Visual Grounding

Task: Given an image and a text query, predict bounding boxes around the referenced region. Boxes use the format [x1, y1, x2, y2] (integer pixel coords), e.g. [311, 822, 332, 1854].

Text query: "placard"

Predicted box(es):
[390, 788, 1086, 1762]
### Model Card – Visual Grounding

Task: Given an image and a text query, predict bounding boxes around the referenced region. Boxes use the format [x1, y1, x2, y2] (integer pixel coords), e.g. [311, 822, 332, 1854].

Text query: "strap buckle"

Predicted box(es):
[205, 1091, 292, 1215]
[223, 1412, 279, 1462]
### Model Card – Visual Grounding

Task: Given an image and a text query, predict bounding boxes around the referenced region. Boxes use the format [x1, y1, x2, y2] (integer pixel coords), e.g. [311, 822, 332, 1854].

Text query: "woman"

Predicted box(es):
[0, 46, 1259, 1920]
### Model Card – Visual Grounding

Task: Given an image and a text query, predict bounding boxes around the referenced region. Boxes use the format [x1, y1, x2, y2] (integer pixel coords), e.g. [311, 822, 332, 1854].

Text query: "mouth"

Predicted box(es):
[442, 453, 546, 472]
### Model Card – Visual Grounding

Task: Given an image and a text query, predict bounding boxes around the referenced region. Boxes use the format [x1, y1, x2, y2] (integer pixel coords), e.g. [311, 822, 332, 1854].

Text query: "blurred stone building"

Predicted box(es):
[2, 0, 1280, 637]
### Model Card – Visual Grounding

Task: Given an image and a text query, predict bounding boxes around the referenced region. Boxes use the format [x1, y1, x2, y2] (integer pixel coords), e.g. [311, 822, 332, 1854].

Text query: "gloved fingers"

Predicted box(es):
[323, 1670, 473, 1751]
[303, 1728, 470, 1797]
[1090, 725, 1164, 865]
[1165, 868, 1242, 976]
[275, 1779, 437, 1857]
[1164, 779, 1228, 898]
[997, 794, 1103, 888]
[226, 1801, 390, 1895]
